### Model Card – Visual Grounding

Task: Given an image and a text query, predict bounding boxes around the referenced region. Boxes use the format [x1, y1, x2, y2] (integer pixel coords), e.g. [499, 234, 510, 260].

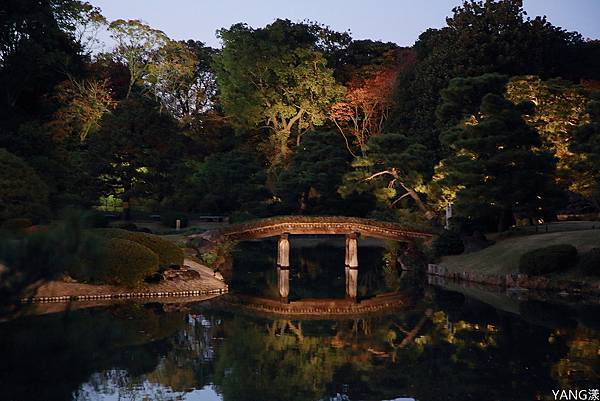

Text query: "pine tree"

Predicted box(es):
[437, 77, 560, 231]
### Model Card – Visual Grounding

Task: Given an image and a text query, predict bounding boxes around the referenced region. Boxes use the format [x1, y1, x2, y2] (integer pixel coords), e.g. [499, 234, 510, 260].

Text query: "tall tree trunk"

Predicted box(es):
[401, 184, 436, 221]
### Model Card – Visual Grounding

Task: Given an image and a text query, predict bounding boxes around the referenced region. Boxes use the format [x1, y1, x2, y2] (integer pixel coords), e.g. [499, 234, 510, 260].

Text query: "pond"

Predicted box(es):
[0, 240, 598, 401]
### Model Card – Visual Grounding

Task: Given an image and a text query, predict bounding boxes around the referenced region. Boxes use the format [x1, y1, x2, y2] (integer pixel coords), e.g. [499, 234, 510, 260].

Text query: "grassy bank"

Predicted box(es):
[440, 229, 600, 277]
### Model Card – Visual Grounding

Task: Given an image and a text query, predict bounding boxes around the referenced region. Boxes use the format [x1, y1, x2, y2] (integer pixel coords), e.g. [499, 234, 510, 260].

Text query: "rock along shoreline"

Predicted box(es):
[427, 263, 600, 295]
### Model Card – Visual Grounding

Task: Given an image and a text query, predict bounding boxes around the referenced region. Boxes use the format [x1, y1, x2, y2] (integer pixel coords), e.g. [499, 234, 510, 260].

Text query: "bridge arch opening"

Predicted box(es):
[195, 216, 432, 304]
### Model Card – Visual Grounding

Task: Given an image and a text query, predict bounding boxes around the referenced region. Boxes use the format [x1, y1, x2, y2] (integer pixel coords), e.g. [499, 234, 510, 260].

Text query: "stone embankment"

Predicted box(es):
[21, 259, 228, 304]
[427, 264, 600, 295]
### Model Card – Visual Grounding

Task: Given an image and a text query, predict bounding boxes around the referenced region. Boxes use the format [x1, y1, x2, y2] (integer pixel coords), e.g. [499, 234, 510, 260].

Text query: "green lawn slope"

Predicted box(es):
[441, 230, 600, 276]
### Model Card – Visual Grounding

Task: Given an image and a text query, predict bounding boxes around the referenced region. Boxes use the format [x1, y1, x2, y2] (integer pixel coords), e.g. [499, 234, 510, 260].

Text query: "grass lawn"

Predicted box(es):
[440, 229, 600, 276]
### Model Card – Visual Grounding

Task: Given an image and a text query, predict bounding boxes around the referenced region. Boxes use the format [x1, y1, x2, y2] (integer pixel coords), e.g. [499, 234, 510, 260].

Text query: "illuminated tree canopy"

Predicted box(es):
[1, 0, 600, 229]
[214, 20, 345, 168]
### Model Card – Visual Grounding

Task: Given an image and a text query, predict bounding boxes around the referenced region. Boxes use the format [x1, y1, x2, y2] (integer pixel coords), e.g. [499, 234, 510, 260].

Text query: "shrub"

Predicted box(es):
[0, 149, 49, 221]
[91, 228, 184, 268]
[161, 211, 189, 228]
[1, 218, 33, 231]
[432, 230, 464, 257]
[519, 244, 578, 275]
[200, 240, 237, 270]
[95, 238, 160, 287]
[577, 248, 600, 276]
[1, 216, 100, 309]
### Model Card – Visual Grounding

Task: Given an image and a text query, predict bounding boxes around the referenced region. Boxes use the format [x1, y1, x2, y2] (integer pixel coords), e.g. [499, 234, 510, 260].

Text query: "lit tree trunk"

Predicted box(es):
[402, 185, 436, 221]
[365, 169, 436, 221]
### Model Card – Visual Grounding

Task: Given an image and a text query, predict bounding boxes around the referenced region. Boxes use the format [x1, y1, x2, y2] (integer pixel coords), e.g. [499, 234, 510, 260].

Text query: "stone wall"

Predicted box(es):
[427, 264, 600, 295]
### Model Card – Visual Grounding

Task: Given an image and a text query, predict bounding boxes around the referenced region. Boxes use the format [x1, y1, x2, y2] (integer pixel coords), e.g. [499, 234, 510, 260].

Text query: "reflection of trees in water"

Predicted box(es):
[552, 326, 600, 389]
[0, 303, 187, 401]
[213, 316, 347, 401]
[209, 306, 440, 401]
[209, 297, 600, 401]
[2, 293, 598, 401]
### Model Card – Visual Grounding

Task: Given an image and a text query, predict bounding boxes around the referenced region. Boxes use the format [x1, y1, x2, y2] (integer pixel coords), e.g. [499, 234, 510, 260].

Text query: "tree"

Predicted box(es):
[72, 2, 107, 55]
[276, 131, 352, 214]
[173, 150, 269, 215]
[570, 96, 600, 210]
[339, 133, 434, 220]
[331, 65, 402, 156]
[331, 39, 400, 84]
[0, 149, 49, 221]
[50, 77, 117, 141]
[214, 20, 345, 168]
[505, 76, 590, 190]
[89, 55, 131, 100]
[108, 19, 168, 98]
[387, 0, 591, 165]
[436, 78, 560, 231]
[86, 97, 185, 214]
[148, 40, 218, 126]
[0, 0, 85, 126]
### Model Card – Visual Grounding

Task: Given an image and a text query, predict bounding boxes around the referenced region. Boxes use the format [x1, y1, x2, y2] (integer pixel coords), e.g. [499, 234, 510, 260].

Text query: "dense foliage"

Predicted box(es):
[0, 213, 100, 315]
[436, 74, 561, 231]
[0, 149, 50, 222]
[1, 0, 599, 233]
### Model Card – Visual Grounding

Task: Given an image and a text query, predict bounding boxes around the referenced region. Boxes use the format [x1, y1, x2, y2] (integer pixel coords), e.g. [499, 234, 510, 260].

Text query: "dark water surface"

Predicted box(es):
[1, 241, 598, 401]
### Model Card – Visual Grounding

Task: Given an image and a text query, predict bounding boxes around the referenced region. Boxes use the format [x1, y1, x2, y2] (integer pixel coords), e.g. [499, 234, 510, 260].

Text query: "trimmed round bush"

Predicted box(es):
[161, 211, 189, 228]
[578, 248, 600, 277]
[92, 228, 184, 268]
[519, 244, 578, 275]
[97, 238, 160, 287]
[432, 230, 464, 257]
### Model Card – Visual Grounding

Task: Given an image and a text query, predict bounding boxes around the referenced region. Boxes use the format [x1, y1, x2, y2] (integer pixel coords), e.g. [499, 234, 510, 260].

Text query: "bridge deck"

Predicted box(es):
[197, 216, 433, 242]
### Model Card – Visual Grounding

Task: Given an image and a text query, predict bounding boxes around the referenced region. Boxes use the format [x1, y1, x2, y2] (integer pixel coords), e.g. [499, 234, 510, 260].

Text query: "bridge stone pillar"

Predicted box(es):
[346, 266, 358, 300]
[345, 233, 358, 301]
[346, 233, 358, 268]
[277, 233, 290, 267]
[277, 266, 290, 301]
[277, 233, 290, 302]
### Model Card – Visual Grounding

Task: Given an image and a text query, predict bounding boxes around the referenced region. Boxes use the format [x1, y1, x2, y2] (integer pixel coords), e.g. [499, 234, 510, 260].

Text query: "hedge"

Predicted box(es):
[91, 228, 184, 268]
[518, 244, 578, 275]
[96, 238, 159, 287]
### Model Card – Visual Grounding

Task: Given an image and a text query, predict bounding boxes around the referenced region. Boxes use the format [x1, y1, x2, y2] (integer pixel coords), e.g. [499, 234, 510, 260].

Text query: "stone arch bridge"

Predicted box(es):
[192, 216, 433, 302]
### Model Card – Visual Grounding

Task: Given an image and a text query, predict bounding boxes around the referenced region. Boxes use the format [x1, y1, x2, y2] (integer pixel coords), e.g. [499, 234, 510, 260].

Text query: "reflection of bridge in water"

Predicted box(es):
[206, 292, 410, 319]
[196, 216, 433, 304]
